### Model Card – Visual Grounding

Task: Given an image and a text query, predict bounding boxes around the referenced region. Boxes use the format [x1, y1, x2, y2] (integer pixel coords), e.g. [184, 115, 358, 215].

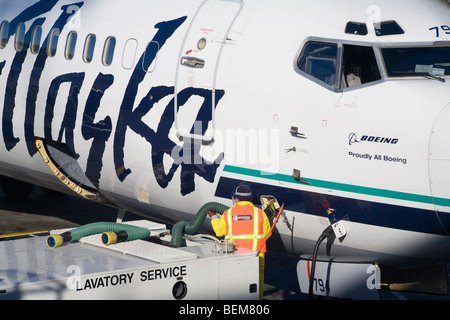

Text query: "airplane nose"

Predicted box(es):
[429, 102, 450, 234]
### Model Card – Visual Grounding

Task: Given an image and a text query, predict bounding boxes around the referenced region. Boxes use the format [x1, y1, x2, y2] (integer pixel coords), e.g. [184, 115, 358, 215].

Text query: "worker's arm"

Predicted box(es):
[208, 210, 227, 237]
[262, 211, 271, 238]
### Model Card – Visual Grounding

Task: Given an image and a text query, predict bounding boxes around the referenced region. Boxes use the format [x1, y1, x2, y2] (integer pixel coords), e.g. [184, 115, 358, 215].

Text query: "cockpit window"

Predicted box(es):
[297, 42, 337, 86]
[381, 46, 450, 78]
[341, 44, 381, 88]
[345, 22, 368, 36]
[297, 41, 382, 90]
[374, 21, 404, 36]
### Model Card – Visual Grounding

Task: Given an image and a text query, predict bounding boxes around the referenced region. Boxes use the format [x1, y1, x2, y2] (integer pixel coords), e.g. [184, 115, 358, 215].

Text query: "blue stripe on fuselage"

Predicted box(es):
[215, 177, 448, 236]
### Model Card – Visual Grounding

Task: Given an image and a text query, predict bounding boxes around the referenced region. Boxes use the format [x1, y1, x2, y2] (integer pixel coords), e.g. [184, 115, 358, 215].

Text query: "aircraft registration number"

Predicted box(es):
[429, 25, 450, 37]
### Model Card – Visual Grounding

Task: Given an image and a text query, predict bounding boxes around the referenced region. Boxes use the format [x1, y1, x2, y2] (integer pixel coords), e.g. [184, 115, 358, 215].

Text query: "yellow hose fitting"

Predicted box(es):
[102, 232, 117, 245]
[47, 234, 63, 248]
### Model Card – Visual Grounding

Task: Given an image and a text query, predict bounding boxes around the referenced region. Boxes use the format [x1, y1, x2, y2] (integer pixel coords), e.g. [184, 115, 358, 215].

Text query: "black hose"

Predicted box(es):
[308, 225, 333, 299]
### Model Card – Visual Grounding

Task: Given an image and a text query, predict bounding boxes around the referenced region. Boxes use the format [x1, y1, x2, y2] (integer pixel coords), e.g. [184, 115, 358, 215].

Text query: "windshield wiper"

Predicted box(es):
[392, 71, 446, 83]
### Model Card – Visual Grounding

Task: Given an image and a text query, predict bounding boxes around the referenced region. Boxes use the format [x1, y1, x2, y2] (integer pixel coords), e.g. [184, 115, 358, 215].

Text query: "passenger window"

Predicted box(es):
[340, 44, 381, 88]
[297, 42, 338, 87]
[83, 34, 96, 63]
[0, 20, 9, 49]
[102, 36, 116, 66]
[143, 41, 159, 73]
[65, 31, 77, 60]
[15, 23, 26, 52]
[47, 28, 60, 57]
[122, 38, 138, 70]
[30, 26, 42, 54]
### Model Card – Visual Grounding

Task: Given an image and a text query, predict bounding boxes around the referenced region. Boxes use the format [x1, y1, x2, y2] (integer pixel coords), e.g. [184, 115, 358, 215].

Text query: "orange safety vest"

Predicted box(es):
[224, 203, 267, 253]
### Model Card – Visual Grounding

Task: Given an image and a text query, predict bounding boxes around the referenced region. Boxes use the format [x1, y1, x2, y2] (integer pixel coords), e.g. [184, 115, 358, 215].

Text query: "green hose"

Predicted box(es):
[170, 202, 229, 247]
[47, 222, 150, 248]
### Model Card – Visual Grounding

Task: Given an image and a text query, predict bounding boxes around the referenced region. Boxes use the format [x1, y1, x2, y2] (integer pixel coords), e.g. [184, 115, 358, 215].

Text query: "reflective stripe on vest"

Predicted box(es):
[225, 206, 265, 251]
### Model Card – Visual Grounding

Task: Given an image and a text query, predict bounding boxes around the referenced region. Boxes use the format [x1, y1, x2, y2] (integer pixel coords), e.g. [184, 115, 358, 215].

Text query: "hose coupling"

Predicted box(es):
[47, 231, 72, 248]
[102, 230, 129, 245]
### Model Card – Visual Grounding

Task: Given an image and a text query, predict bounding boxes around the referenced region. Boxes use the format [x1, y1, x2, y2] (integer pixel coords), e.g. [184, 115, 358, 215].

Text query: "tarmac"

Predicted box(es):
[0, 185, 304, 300]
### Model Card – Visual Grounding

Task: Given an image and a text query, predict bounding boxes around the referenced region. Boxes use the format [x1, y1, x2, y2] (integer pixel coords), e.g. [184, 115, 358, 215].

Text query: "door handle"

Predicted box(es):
[180, 56, 205, 68]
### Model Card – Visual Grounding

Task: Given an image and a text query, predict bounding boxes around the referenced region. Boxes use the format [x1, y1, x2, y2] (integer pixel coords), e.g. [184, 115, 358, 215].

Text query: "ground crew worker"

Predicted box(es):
[207, 185, 271, 299]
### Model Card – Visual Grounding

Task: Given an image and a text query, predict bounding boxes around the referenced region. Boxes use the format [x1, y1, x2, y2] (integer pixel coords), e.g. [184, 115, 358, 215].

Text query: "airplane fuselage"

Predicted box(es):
[1, 0, 450, 266]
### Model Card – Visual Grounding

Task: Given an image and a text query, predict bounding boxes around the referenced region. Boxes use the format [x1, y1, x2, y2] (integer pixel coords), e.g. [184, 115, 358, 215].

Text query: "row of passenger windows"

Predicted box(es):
[0, 20, 117, 67]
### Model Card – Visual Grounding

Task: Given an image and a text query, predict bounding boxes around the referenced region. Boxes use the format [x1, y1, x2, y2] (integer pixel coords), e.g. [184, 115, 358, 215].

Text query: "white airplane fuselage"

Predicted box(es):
[1, 0, 450, 267]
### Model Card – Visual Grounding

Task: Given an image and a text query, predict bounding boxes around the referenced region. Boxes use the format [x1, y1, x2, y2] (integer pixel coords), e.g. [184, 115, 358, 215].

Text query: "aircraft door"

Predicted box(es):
[175, 0, 242, 142]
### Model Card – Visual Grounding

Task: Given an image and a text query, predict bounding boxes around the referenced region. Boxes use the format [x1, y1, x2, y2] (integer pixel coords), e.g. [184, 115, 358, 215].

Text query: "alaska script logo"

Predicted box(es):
[348, 133, 399, 146]
[0, 1, 224, 196]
